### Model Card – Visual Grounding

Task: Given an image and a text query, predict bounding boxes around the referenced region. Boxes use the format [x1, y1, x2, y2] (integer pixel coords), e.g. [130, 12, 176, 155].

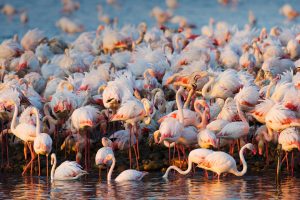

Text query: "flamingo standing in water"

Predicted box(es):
[71, 105, 100, 170]
[111, 98, 153, 169]
[95, 137, 114, 178]
[9, 101, 36, 176]
[278, 127, 300, 176]
[50, 153, 87, 182]
[32, 107, 52, 177]
[103, 153, 148, 182]
[197, 143, 255, 180]
[162, 148, 213, 179]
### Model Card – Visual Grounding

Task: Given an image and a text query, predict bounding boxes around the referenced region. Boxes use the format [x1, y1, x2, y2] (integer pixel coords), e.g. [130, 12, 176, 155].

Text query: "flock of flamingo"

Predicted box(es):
[0, 0, 300, 183]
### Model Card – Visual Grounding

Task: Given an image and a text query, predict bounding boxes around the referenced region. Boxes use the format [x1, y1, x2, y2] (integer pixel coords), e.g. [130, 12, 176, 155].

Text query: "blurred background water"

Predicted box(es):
[0, 0, 299, 41]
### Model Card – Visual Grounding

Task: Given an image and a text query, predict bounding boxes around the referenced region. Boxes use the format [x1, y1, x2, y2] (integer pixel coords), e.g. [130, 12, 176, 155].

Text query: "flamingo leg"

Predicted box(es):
[133, 142, 139, 170]
[38, 154, 40, 176]
[87, 131, 90, 170]
[24, 142, 28, 160]
[129, 125, 132, 169]
[180, 146, 187, 165]
[46, 154, 49, 178]
[1, 122, 3, 167]
[286, 152, 289, 173]
[22, 143, 35, 176]
[291, 151, 294, 176]
[99, 167, 101, 180]
[265, 142, 269, 165]
[176, 144, 181, 168]
[173, 144, 176, 165]
[168, 145, 171, 165]
[29, 143, 34, 175]
[84, 130, 88, 170]
[134, 124, 140, 159]
[5, 127, 9, 167]
[204, 170, 208, 179]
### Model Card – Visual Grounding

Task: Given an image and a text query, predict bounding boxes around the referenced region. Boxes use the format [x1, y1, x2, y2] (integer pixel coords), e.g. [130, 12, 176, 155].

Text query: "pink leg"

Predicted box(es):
[84, 131, 88, 170]
[38, 154, 40, 176]
[46, 154, 49, 178]
[22, 144, 35, 176]
[129, 126, 132, 169]
[204, 170, 208, 179]
[168, 145, 171, 165]
[286, 152, 289, 173]
[291, 151, 294, 176]
[176, 145, 181, 168]
[173, 144, 176, 165]
[5, 128, 9, 167]
[265, 142, 269, 165]
[133, 143, 139, 170]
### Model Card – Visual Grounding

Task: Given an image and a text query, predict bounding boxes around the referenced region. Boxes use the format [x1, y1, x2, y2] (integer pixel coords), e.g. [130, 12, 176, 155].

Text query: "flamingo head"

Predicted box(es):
[153, 130, 161, 144]
[245, 143, 256, 155]
[101, 137, 112, 147]
[79, 84, 89, 91]
[258, 140, 264, 155]
[17, 62, 27, 72]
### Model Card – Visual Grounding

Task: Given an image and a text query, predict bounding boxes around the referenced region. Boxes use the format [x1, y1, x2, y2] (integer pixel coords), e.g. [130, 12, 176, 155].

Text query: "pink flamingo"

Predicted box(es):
[217, 99, 249, 155]
[278, 127, 300, 176]
[32, 107, 52, 177]
[197, 143, 255, 180]
[111, 98, 153, 169]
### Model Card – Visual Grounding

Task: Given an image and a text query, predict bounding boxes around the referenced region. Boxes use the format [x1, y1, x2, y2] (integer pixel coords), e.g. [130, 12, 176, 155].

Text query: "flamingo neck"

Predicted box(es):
[34, 108, 41, 136]
[266, 81, 275, 98]
[202, 77, 215, 100]
[51, 154, 57, 181]
[194, 100, 203, 117]
[10, 102, 18, 134]
[236, 101, 248, 126]
[231, 145, 248, 176]
[43, 103, 58, 125]
[162, 155, 193, 178]
[176, 87, 184, 124]
[107, 156, 116, 182]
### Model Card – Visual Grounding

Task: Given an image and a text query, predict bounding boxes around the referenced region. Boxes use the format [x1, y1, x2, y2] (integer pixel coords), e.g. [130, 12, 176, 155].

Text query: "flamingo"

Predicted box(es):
[278, 127, 300, 176]
[197, 143, 256, 180]
[111, 98, 153, 169]
[21, 29, 46, 51]
[95, 137, 114, 178]
[50, 153, 87, 182]
[56, 17, 84, 34]
[103, 153, 148, 182]
[32, 107, 52, 177]
[201, 70, 242, 100]
[162, 148, 213, 179]
[9, 101, 36, 176]
[71, 105, 100, 170]
[279, 4, 299, 21]
[217, 99, 250, 154]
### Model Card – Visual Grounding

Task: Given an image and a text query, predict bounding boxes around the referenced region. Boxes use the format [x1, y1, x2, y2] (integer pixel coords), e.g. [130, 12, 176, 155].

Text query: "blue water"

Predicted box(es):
[0, 0, 299, 41]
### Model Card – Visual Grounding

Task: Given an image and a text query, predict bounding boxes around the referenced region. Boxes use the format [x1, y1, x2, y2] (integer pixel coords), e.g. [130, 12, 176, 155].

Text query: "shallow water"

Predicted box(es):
[0, 0, 300, 41]
[0, 171, 300, 199]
